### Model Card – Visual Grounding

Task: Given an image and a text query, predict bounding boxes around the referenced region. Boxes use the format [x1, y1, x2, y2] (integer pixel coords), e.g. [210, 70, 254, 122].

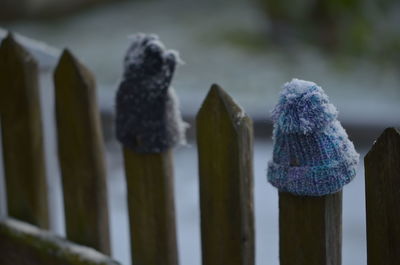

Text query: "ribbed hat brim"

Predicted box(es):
[267, 158, 358, 196]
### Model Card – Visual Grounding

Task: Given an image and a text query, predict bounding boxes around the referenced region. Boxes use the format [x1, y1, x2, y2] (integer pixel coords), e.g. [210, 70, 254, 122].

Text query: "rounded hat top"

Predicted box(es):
[272, 78, 338, 134]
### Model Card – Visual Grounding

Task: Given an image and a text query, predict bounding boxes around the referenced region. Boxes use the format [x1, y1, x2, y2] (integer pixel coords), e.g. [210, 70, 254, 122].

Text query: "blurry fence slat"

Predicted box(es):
[196, 84, 254, 265]
[279, 191, 342, 265]
[123, 149, 179, 265]
[54, 50, 110, 254]
[365, 127, 400, 265]
[0, 34, 49, 228]
[0, 218, 120, 265]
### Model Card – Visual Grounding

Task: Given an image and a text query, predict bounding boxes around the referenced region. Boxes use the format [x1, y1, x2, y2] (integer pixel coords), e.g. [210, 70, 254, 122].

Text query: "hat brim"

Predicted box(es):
[267, 158, 358, 196]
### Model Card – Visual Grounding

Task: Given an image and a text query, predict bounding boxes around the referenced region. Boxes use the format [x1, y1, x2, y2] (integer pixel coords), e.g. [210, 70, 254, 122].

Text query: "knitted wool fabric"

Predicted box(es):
[267, 79, 359, 196]
[115, 34, 187, 153]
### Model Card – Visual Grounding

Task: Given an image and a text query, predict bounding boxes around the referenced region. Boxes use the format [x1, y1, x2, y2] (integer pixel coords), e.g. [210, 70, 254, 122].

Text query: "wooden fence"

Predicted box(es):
[0, 33, 399, 265]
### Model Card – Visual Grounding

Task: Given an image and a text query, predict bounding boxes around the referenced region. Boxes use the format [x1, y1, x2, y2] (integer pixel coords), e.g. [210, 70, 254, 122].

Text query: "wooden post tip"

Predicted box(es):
[56, 49, 79, 71]
[54, 48, 94, 85]
[365, 127, 400, 161]
[60, 49, 75, 62]
[198, 83, 250, 127]
[3, 32, 17, 44]
[0, 32, 34, 62]
[382, 127, 400, 137]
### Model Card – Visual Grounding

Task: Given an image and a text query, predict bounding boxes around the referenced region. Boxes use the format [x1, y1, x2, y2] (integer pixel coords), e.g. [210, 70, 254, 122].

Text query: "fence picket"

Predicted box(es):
[196, 84, 254, 265]
[279, 191, 342, 265]
[54, 50, 110, 254]
[123, 148, 179, 265]
[365, 127, 400, 265]
[0, 33, 49, 228]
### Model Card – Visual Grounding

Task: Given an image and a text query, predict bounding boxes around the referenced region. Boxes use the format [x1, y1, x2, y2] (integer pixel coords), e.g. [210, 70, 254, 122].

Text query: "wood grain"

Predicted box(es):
[54, 50, 110, 254]
[365, 127, 400, 265]
[0, 33, 49, 228]
[196, 84, 254, 265]
[279, 191, 342, 265]
[123, 148, 179, 265]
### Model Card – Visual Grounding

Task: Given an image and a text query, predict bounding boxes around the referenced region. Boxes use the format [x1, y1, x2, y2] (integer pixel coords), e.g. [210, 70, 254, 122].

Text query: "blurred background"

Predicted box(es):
[1, 0, 400, 264]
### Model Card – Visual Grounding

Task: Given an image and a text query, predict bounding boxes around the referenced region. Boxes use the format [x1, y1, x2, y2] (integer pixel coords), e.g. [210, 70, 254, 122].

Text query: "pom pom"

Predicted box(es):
[271, 78, 338, 134]
[115, 33, 187, 153]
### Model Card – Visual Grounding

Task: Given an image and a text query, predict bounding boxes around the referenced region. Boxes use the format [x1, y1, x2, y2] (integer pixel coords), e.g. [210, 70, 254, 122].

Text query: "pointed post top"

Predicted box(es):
[1, 32, 18, 49]
[3, 32, 16, 44]
[58, 49, 75, 65]
[54, 49, 95, 88]
[0, 32, 36, 66]
[365, 127, 400, 161]
[55, 49, 83, 74]
[197, 83, 250, 129]
[0, 32, 38, 109]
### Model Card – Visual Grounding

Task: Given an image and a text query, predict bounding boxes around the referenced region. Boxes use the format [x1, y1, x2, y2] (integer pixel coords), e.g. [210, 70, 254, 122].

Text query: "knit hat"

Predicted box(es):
[267, 79, 359, 196]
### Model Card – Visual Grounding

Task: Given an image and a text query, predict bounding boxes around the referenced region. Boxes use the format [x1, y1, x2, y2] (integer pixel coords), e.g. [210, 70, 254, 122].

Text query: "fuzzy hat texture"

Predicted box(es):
[267, 79, 359, 196]
[115, 33, 187, 153]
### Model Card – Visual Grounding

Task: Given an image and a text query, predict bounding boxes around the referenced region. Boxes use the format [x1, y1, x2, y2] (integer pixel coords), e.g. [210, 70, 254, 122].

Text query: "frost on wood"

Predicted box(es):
[115, 33, 187, 153]
[0, 218, 120, 265]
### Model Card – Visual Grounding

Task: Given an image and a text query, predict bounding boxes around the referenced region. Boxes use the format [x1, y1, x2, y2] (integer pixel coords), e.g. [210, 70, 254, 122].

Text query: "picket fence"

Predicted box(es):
[0, 33, 399, 265]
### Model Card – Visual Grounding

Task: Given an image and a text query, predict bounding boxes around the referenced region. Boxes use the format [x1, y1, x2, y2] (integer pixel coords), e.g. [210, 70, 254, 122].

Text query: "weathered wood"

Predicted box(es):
[0, 33, 49, 228]
[196, 84, 254, 265]
[123, 148, 179, 265]
[0, 218, 120, 265]
[364, 127, 400, 265]
[279, 191, 342, 265]
[54, 50, 110, 254]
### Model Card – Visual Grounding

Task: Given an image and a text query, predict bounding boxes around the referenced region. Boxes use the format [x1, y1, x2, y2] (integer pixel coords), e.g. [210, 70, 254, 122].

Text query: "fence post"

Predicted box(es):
[0, 33, 49, 228]
[365, 127, 400, 265]
[54, 50, 110, 254]
[123, 149, 179, 265]
[279, 191, 342, 265]
[196, 84, 254, 265]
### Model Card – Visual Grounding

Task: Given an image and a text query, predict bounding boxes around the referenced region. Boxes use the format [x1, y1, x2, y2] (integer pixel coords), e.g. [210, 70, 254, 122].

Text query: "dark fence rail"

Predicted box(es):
[0, 32, 399, 265]
[0, 218, 120, 265]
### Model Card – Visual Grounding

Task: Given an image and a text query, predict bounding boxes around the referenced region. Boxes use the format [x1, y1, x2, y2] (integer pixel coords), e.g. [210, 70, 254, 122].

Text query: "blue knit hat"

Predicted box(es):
[267, 79, 359, 196]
